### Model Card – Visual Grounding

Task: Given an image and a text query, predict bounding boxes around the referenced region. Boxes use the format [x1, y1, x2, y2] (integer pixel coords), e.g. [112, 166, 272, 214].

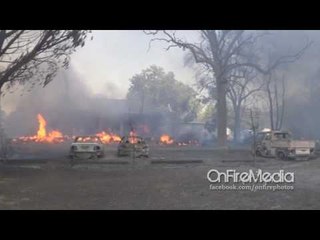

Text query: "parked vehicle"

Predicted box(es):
[69, 136, 105, 159]
[117, 136, 149, 158]
[253, 130, 316, 160]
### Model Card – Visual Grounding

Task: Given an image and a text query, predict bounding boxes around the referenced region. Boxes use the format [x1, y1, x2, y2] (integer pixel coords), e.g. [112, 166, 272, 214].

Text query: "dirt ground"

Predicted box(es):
[1, 144, 320, 210]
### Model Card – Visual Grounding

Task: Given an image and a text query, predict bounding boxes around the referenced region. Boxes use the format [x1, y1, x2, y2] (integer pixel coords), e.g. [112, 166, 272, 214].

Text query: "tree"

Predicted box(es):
[264, 72, 286, 130]
[145, 30, 311, 147]
[227, 67, 264, 141]
[0, 30, 91, 159]
[0, 30, 91, 93]
[256, 31, 315, 131]
[0, 105, 10, 159]
[127, 65, 200, 120]
[196, 66, 263, 142]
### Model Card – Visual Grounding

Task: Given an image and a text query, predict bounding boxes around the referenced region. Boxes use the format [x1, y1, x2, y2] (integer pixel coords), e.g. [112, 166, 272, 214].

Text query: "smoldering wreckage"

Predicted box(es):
[4, 30, 320, 210]
[4, 110, 216, 161]
[2, 79, 320, 210]
[1, 80, 320, 210]
[2, 108, 319, 162]
[1, 71, 319, 163]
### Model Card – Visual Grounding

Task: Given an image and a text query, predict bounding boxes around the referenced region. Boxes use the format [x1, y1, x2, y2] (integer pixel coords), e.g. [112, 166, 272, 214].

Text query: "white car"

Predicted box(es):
[69, 136, 105, 159]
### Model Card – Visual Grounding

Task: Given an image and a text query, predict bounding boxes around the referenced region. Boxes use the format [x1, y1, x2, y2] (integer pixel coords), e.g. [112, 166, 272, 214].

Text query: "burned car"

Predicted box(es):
[117, 135, 149, 157]
[253, 130, 316, 160]
[69, 136, 105, 159]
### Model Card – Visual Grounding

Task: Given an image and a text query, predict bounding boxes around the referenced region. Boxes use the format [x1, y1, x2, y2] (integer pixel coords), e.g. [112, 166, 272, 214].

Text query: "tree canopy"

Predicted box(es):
[145, 30, 311, 146]
[127, 65, 200, 121]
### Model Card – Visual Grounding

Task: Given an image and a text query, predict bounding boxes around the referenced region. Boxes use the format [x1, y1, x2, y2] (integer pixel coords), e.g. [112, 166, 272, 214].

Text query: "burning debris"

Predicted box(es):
[95, 131, 121, 144]
[12, 114, 65, 143]
[11, 113, 203, 147]
[11, 114, 122, 145]
[159, 133, 200, 146]
[160, 134, 174, 144]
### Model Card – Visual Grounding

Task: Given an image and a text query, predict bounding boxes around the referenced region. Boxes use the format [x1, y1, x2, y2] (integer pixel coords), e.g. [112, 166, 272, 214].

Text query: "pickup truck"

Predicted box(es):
[253, 130, 316, 160]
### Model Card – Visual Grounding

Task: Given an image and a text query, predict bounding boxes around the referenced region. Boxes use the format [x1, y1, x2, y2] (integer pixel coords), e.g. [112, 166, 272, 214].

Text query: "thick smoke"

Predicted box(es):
[4, 66, 105, 137]
[3, 66, 181, 140]
[5, 30, 320, 142]
[257, 31, 320, 139]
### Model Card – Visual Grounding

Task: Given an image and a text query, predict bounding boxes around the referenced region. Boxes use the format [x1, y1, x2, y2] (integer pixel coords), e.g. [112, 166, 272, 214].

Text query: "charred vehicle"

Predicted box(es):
[253, 130, 316, 160]
[117, 135, 149, 157]
[69, 136, 105, 159]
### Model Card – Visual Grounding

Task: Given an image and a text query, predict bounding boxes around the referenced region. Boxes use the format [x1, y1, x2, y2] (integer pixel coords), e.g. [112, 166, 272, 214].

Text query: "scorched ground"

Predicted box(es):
[1, 144, 320, 210]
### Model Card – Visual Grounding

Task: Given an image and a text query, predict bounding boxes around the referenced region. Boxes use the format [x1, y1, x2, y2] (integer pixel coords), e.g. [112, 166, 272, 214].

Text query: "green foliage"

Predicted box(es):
[127, 65, 200, 121]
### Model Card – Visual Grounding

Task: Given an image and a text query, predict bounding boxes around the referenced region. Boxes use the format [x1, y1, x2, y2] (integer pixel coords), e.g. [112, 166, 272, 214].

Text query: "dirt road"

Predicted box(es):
[1, 146, 320, 209]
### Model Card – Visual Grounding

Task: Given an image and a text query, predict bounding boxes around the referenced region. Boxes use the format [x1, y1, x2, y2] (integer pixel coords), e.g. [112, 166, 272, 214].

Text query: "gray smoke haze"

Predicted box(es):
[248, 31, 320, 139]
[4, 67, 95, 137]
[4, 30, 320, 141]
[3, 65, 174, 139]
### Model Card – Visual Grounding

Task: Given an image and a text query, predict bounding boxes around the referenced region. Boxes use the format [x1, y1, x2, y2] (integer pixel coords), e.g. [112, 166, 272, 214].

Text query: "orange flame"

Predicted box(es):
[13, 114, 64, 143]
[96, 131, 121, 144]
[37, 114, 47, 138]
[160, 134, 174, 144]
[47, 130, 63, 142]
[35, 114, 63, 143]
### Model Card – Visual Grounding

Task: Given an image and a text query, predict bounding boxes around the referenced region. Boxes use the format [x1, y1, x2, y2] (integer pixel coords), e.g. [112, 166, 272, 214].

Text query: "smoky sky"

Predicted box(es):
[1, 30, 198, 115]
[5, 30, 320, 113]
[3, 67, 94, 136]
[4, 30, 320, 138]
[70, 30, 198, 97]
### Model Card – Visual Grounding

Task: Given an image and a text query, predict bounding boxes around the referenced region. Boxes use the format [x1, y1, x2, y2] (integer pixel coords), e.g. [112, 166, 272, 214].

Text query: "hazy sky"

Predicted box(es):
[1, 30, 200, 114]
[4, 30, 317, 115]
[70, 30, 198, 98]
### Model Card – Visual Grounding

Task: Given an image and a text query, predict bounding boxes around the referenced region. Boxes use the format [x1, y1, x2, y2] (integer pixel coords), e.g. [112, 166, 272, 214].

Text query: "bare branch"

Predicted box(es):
[0, 30, 90, 92]
[0, 30, 25, 56]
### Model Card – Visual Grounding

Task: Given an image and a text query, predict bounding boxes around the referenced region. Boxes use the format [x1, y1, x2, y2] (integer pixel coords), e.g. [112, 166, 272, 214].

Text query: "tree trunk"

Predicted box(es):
[216, 78, 227, 147]
[0, 86, 6, 160]
[278, 76, 285, 130]
[139, 91, 145, 114]
[233, 105, 241, 143]
[266, 81, 274, 130]
[274, 80, 280, 130]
